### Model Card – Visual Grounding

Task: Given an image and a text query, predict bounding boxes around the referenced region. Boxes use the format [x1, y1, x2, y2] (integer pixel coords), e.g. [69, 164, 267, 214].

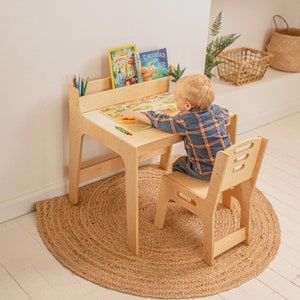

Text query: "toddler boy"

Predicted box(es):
[121, 74, 231, 180]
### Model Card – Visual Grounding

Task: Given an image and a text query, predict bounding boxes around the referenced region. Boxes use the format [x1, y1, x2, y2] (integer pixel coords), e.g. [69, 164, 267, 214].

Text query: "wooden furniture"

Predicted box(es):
[154, 136, 268, 265]
[68, 76, 237, 255]
[225, 112, 237, 145]
[68, 77, 183, 255]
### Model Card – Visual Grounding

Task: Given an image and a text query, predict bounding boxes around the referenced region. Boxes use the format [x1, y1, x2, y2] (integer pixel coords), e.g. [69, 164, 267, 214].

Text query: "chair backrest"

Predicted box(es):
[210, 136, 268, 193]
[226, 113, 238, 144]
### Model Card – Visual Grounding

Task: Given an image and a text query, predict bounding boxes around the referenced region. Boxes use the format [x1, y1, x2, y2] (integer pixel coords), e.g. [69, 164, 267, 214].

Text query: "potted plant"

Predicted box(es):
[165, 64, 186, 82]
[164, 64, 186, 93]
[205, 11, 240, 78]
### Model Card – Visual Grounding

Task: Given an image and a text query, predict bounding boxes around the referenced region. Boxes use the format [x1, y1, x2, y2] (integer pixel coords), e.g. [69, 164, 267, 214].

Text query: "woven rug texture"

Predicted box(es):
[36, 164, 280, 299]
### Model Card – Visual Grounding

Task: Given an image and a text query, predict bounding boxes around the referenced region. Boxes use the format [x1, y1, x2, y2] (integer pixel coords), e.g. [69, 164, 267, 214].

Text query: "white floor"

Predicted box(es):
[1, 112, 300, 300]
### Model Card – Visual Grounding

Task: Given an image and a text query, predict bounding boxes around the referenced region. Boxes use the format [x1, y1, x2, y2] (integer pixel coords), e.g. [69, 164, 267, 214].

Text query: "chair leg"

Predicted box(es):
[202, 217, 215, 266]
[222, 190, 232, 208]
[239, 192, 252, 244]
[231, 182, 253, 244]
[154, 175, 172, 229]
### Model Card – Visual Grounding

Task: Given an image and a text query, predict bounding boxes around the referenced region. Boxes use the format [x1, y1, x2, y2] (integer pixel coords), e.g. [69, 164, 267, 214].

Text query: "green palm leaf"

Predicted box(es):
[209, 11, 222, 37]
[205, 11, 240, 78]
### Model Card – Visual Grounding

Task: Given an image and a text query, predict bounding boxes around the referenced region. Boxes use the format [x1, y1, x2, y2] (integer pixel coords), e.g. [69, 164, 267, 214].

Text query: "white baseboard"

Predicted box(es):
[0, 181, 67, 224]
[0, 160, 155, 224]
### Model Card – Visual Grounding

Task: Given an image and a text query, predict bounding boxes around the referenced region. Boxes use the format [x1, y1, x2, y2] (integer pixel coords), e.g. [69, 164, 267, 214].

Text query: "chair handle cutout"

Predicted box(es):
[234, 142, 254, 154]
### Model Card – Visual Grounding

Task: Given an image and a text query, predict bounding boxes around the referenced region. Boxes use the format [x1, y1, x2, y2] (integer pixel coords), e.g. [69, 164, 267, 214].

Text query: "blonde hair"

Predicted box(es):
[175, 74, 215, 110]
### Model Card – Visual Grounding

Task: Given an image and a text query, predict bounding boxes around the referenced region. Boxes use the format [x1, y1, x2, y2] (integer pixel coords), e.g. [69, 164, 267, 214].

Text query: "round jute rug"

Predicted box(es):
[36, 164, 280, 299]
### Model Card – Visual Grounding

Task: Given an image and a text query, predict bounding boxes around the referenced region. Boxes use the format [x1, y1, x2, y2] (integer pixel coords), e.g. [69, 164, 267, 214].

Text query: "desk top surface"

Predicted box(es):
[84, 110, 183, 149]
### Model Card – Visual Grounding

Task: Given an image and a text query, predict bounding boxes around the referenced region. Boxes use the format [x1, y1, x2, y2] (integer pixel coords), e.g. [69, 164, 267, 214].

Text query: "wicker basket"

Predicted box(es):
[266, 15, 300, 72]
[216, 47, 272, 86]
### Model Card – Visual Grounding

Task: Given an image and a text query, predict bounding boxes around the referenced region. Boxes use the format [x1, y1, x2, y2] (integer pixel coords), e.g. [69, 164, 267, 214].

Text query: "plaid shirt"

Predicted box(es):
[146, 104, 231, 176]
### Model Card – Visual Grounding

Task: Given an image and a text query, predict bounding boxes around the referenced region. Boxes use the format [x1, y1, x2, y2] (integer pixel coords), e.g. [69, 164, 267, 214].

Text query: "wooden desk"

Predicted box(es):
[68, 77, 183, 255]
[68, 76, 237, 255]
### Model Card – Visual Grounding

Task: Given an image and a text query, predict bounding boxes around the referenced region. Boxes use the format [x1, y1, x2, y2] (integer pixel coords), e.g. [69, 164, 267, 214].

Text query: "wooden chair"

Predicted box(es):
[225, 112, 237, 144]
[154, 136, 268, 265]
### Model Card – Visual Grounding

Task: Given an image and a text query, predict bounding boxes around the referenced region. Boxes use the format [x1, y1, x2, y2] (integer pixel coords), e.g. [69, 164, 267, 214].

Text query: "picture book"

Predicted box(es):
[99, 92, 178, 132]
[135, 48, 169, 82]
[108, 44, 139, 89]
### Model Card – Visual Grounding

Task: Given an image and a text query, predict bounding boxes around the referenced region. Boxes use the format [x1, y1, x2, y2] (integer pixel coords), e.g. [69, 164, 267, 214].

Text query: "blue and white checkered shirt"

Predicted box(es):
[146, 104, 231, 177]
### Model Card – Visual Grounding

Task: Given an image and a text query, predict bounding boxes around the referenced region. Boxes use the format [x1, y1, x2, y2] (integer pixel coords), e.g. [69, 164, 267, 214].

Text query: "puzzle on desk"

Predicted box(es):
[99, 92, 179, 132]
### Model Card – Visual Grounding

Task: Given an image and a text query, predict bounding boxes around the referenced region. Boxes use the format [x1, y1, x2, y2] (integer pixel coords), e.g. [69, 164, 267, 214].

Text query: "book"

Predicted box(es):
[107, 44, 139, 89]
[135, 48, 169, 82]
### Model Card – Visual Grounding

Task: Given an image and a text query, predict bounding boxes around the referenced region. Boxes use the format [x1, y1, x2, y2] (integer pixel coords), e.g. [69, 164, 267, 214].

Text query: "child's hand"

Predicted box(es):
[120, 110, 136, 120]
[120, 110, 151, 125]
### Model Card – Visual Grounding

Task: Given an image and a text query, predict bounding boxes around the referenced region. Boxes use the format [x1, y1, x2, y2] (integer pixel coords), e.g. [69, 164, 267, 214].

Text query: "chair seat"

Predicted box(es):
[167, 172, 209, 199]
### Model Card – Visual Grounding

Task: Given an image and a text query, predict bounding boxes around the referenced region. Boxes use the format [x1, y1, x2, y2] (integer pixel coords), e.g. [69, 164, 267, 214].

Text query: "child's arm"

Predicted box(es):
[120, 111, 151, 125]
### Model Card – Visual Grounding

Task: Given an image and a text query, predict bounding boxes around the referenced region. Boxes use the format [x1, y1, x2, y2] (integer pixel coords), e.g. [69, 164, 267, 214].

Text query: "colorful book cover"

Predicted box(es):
[135, 48, 169, 82]
[108, 44, 139, 89]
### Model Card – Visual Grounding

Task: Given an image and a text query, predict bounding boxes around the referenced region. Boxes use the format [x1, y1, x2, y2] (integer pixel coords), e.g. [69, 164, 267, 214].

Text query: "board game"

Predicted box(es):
[99, 92, 178, 132]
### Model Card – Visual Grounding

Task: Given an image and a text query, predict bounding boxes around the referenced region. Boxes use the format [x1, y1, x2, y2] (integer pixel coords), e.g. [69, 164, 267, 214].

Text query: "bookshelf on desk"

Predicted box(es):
[68, 76, 237, 255]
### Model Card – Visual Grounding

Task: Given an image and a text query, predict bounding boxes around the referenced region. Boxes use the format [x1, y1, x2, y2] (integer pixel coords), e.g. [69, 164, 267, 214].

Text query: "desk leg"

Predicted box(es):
[159, 146, 173, 170]
[123, 154, 139, 255]
[68, 133, 83, 204]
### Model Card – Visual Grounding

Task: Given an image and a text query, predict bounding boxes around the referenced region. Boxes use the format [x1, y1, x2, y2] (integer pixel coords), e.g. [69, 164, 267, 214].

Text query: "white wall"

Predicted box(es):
[209, 0, 300, 132]
[0, 0, 211, 222]
[210, 0, 300, 50]
[1, 0, 299, 223]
